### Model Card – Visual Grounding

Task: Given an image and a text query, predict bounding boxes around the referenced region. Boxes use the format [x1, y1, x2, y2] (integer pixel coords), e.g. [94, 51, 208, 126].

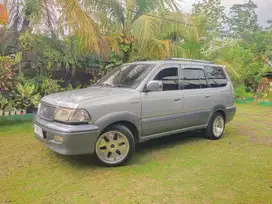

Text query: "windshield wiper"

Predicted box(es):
[95, 83, 116, 88]
[93, 83, 131, 89]
[114, 84, 131, 88]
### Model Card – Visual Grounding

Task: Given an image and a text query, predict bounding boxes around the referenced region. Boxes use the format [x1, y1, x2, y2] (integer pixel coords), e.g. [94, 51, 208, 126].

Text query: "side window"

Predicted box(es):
[182, 69, 201, 89]
[154, 67, 179, 91]
[205, 66, 228, 88]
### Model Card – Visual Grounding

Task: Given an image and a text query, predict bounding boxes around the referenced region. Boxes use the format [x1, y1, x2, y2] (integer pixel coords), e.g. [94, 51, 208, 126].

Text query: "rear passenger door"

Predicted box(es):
[181, 66, 211, 127]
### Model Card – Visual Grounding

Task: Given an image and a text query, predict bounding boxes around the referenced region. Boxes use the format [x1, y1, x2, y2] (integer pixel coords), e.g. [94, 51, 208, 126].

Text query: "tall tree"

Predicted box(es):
[266, 20, 272, 30]
[192, 0, 226, 40]
[228, 0, 259, 39]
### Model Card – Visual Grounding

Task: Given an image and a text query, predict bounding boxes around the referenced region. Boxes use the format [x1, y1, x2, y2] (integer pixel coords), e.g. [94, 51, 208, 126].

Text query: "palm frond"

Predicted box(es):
[135, 0, 180, 13]
[84, 0, 125, 25]
[57, 0, 104, 53]
[30, 0, 57, 37]
[95, 11, 122, 34]
[105, 36, 120, 54]
[5, 0, 22, 31]
[170, 43, 188, 58]
[134, 39, 169, 60]
[131, 12, 160, 42]
[160, 12, 199, 41]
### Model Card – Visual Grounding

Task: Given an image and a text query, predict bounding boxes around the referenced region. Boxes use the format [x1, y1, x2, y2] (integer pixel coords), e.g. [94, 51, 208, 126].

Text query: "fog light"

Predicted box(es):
[54, 135, 64, 142]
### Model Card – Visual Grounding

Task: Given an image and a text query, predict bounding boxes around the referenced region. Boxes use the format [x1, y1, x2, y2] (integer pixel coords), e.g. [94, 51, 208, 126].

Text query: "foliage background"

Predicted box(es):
[0, 0, 272, 107]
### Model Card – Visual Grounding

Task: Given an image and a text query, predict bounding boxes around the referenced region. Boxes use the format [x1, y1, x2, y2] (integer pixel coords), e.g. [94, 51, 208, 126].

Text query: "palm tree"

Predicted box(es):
[4, 0, 103, 53]
[4, 0, 199, 60]
[91, 0, 199, 61]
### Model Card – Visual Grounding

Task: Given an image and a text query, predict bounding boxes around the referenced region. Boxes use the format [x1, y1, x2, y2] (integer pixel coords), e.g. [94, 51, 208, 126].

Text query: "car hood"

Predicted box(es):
[42, 87, 137, 108]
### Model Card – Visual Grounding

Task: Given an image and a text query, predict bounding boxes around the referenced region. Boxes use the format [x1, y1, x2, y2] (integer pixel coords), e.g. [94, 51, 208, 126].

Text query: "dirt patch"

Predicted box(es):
[249, 136, 272, 146]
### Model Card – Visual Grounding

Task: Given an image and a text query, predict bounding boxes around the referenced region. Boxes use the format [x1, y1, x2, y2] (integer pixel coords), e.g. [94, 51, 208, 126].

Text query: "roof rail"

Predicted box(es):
[165, 58, 214, 64]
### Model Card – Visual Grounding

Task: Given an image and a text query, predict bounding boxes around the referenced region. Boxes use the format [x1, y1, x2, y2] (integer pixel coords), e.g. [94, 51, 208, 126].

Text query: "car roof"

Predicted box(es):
[129, 60, 224, 67]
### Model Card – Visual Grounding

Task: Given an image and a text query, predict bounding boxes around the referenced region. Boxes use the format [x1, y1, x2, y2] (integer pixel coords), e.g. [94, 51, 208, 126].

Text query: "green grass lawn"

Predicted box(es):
[0, 104, 272, 204]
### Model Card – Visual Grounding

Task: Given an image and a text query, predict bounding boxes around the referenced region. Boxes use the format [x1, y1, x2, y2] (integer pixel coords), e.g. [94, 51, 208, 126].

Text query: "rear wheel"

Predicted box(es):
[95, 124, 135, 166]
[205, 112, 225, 140]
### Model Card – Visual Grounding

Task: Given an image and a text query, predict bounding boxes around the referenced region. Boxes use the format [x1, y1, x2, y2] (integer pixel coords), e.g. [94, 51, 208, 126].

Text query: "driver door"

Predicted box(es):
[141, 64, 184, 137]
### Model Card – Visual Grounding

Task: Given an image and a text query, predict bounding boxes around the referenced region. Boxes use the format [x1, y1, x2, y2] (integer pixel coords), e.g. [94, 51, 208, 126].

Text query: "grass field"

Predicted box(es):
[0, 104, 272, 204]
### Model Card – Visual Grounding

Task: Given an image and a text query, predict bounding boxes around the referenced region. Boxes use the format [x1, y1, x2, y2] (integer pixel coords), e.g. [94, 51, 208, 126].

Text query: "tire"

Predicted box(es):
[205, 112, 225, 140]
[95, 124, 135, 167]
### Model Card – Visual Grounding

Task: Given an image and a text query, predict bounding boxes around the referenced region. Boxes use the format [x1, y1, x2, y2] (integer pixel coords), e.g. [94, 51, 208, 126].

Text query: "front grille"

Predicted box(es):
[38, 102, 56, 121]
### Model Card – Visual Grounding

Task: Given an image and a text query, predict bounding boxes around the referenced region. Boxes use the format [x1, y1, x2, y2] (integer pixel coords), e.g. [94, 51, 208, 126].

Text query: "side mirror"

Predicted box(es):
[146, 80, 163, 92]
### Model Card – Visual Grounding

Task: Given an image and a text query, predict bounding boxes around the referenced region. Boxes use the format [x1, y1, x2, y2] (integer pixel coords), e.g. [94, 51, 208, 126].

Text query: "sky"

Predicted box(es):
[0, 0, 271, 26]
[181, 0, 272, 26]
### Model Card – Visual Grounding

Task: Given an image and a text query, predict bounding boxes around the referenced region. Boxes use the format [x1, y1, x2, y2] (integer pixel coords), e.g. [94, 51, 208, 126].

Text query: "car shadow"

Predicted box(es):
[57, 130, 206, 168]
[0, 120, 31, 127]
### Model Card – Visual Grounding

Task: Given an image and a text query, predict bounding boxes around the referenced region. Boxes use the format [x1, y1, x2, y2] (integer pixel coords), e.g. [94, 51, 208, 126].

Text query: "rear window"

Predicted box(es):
[205, 66, 228, 88]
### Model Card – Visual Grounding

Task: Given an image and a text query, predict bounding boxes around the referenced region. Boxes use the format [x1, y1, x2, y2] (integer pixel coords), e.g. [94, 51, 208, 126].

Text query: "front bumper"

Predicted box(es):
[34, 115, 100, 155]
[225, 106, 236, 123]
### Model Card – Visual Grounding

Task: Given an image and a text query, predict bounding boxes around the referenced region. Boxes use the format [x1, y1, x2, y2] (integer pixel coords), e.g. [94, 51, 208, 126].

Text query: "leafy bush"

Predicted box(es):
[18, 32, 83, 76]
[234, 85, 254, 99]
[0, 94, 8, 110]
[208, 43, 269, 92]
[40, 77, 63, 95]
[25, 76, 63, 96]
[261, 82, 272, 101]
[24, 75, 81, 97]
[4, 102, 12, 112]
[0, 56, 15, 92]
[14, 83, 41, 109]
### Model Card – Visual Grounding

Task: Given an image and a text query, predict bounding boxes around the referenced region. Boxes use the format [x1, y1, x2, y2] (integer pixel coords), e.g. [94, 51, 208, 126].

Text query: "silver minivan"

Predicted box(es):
[34, 58, 236, 166]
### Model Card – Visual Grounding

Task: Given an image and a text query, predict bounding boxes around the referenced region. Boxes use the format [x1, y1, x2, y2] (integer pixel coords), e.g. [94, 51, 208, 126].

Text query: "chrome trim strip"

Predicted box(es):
[140, 124, 207, 143]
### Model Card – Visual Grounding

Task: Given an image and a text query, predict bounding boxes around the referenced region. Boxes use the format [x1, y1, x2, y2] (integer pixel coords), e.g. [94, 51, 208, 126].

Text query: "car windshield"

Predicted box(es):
[95, 64, 155, 89]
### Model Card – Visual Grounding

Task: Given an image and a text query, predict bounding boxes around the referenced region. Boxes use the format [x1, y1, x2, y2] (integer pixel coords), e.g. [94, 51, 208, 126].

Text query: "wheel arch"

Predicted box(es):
[95, 112, 141, 143]
[207, 105, 227, 123]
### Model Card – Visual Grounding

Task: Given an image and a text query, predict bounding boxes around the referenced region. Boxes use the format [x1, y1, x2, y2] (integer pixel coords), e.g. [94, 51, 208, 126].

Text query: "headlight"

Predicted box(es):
[54, 107, 91, 123]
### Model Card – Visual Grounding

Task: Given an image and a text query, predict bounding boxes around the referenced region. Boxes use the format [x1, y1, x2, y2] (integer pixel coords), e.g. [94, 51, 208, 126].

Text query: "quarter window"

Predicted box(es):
[154, 67, 179, 91]
[205, 66, 228, 88]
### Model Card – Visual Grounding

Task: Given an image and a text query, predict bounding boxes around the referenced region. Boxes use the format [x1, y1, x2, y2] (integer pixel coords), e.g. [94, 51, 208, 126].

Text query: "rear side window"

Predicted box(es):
[205, 66, 228, 88]
[182, 68, 208, 89]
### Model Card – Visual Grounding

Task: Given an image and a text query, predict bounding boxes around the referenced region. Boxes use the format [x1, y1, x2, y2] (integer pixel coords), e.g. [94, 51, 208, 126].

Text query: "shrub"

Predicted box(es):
[14, 83, 41, 109]
[262, 82, 272, 101]
[0, 56, 14, 92]
[234, 85, 253, 99]
[0, 94, 8, 110]
[24, 76, 81, 97]
[25, 76, 63, 96]
[40, 77, 63, 95]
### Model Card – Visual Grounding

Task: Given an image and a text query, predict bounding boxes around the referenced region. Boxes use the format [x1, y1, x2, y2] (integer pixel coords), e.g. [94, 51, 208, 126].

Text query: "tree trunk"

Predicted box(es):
[20, 8, 31, 33]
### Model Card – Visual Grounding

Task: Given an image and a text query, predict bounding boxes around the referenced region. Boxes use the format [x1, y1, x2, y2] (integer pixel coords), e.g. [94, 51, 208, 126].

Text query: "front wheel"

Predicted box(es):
[95, 124, 135, 166]
[205, 112, 225, 140]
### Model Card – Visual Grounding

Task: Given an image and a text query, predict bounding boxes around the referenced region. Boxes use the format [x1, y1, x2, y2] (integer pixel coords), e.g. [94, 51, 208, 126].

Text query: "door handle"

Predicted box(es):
[174, 99, 181, 102]
[205, 95, 211, 99]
